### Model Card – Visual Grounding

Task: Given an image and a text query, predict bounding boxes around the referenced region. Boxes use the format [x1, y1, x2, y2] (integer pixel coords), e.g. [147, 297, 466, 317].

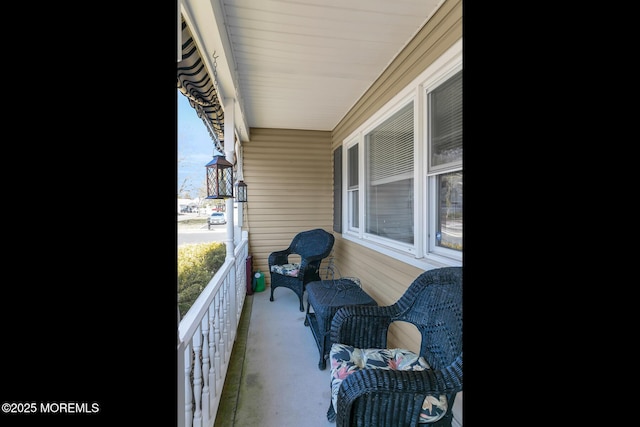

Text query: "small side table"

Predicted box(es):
[304, 278, 377, 370]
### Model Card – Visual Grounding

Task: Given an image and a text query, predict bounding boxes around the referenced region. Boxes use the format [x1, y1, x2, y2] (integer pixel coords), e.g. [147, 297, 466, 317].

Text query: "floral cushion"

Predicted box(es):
[270, 263, 300, 277]
[329, 343, 447, 424]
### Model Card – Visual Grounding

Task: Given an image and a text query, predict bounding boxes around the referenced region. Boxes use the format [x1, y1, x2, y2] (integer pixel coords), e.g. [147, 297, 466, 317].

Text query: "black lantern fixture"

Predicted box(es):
[236, 180, 247, 202]
[205, 155, 234, 199]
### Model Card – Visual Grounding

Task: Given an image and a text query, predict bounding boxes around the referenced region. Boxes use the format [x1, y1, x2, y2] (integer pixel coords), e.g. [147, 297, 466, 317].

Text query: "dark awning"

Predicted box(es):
[177, 18, 225, 153]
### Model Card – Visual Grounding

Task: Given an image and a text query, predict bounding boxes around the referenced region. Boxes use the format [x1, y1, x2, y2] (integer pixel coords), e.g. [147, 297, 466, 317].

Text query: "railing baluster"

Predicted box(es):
[184, 343, 193, 427]
[229, 272, 237, 343]
[214, 293, 222, 390]
[223, 282, 230, 358]
[192, 327, 203, 427]
[200, 314, 210, 427]
[208, 306, 216, 420]
[218, 291, 226, 372]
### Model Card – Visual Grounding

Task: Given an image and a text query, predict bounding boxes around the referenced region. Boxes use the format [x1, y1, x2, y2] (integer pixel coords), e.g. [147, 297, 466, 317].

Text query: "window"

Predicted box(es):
[342, 42, 461, 267]
[428, 69, 462, 256]
[365, 103, 414, 244]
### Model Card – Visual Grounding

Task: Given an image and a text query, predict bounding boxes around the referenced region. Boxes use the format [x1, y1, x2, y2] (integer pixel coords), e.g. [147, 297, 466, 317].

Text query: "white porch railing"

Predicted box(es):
[177, 231, 249, 427]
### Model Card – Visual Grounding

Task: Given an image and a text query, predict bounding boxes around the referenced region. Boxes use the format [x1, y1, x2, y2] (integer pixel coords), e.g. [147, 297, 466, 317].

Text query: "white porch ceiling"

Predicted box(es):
[179, 0, 445, 142]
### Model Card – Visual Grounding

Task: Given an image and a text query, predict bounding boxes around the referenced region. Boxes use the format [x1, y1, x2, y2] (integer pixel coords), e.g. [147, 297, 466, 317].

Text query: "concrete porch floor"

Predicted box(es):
[214, 287, 335, 427]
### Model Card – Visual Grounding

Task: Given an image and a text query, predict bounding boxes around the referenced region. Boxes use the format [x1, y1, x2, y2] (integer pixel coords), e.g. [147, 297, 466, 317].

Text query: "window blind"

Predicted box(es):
[430, 70, 462, 167]
[367, 103, 413, 185]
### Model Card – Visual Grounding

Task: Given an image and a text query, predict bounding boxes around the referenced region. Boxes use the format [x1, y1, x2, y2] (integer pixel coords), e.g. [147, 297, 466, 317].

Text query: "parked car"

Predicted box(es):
[208, 212, 226, 229]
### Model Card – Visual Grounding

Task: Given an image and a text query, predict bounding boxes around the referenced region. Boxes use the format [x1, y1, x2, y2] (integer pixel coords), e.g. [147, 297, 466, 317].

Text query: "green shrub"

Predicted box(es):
[178, 242, 226, 318]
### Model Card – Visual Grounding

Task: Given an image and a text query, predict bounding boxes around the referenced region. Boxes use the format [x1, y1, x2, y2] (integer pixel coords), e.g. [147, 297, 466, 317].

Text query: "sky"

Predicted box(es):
[177, 90, 219, 199]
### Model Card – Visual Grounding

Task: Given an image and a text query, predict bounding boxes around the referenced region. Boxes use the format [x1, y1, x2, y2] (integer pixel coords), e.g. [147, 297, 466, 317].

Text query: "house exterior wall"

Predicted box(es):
[241, 127, 334, 283]
[330, 0, 462, 350]
[328, 2, 463, 422]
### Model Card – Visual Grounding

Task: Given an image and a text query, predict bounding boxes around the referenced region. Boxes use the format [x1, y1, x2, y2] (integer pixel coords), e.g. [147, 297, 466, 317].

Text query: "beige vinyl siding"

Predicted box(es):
[242, 127, 334, 285]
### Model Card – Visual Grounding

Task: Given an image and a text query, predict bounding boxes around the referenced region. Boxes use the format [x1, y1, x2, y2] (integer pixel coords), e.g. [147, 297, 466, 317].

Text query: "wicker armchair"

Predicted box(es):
[268, 228, 335, 311]
[327, 267, 462, 427]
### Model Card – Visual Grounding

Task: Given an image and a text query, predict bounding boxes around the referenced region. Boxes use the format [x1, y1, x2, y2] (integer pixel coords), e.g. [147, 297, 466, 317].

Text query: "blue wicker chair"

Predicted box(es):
[327, 266, 462, 427]
[268, 228, 335, 312]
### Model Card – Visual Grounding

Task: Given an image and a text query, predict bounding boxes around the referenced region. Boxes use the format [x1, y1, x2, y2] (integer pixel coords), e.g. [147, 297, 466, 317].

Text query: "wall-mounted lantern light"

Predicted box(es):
[235, 180, 247, 202]
[205, 155, 234, 199]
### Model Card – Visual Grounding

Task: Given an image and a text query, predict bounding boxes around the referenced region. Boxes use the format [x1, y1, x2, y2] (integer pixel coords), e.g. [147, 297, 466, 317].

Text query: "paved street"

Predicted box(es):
[178, 212, 227, 246]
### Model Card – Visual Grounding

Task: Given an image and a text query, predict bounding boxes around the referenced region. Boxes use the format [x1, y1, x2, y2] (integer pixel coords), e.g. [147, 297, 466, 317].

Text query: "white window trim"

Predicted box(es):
[422, 59, 463, 260]
[345, 137, 360, 233]
[341, 39, 462, 270]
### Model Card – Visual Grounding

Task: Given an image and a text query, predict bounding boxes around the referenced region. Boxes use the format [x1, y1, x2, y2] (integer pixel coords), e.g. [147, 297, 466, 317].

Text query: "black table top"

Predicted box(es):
[306, 278, 376, 308]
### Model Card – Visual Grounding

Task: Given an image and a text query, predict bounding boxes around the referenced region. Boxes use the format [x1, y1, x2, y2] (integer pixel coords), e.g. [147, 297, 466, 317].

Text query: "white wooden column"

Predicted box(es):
[223, 97, 236, 261]
[223, 97, 238, 333]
